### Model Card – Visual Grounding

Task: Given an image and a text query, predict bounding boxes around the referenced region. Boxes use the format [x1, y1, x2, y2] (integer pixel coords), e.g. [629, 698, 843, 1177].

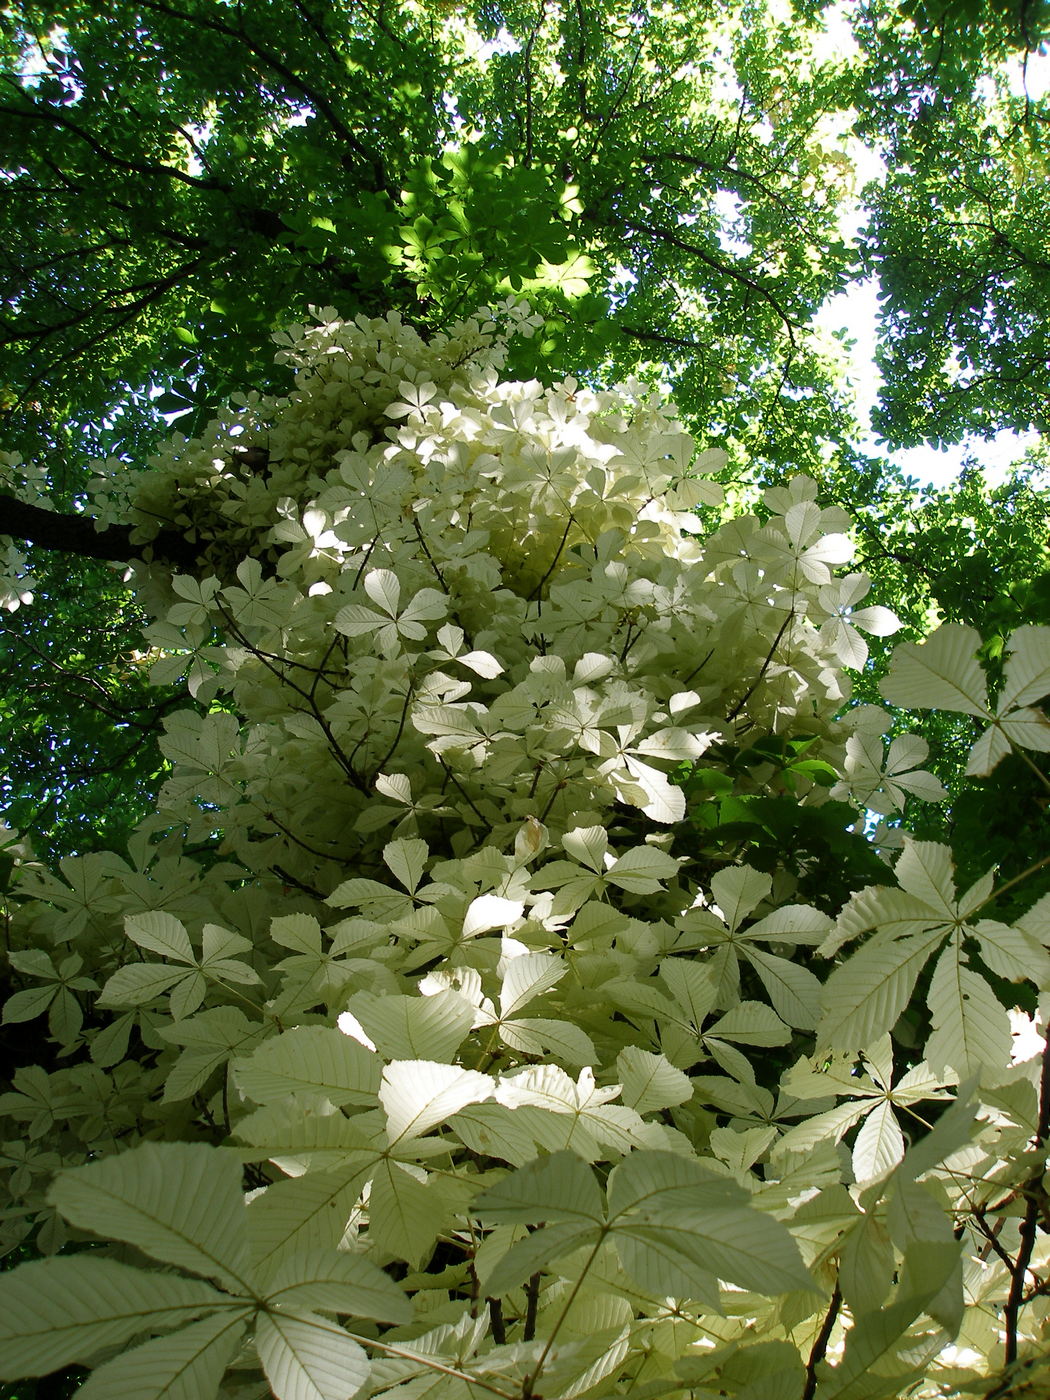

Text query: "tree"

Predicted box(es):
[1, 303, 1050, 1399]
[4, 0, 1050, 862]
[3, 1, 1050, 1395]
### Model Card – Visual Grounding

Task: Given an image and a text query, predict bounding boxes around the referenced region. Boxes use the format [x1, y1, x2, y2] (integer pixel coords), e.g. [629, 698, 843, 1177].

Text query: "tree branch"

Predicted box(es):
[0, 494, 197, 568]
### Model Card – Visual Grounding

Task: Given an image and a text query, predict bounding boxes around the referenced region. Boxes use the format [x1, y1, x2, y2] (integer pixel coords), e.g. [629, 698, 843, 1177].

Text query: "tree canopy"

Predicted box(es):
[1, 1, 1050, 1397]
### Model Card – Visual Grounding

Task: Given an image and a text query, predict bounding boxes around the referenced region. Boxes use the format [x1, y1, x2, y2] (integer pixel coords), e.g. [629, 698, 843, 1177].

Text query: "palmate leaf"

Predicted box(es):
[256, 1311, 371, 1400]
[607, 1151, 814, 1297]
[76, 1308, 250, 1400]
[815, 1243, 961, 1400]
[0, 1256, 224, 1379]
[615, 1047, 694, 1113]
[925, 948, 1012, 1078]
[367, 1158, 448, 1266]
[879, 623, 989, 717]
[48, 1141, 254, 1292]
[345, 989, 475, 1061]
[478, 1219, 597, 1297]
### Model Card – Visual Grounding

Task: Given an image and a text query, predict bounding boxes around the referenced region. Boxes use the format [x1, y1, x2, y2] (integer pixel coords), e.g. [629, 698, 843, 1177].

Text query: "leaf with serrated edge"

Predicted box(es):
[349, 990, 474, 1061]
[818, 926, 944, 1054]
[248, 1165, 375, 1287]
[49, 1141, 252, 1292]
[76, 1309, 249, 1400]
[256, 1310, 370, 1400]
[999, 625, 1050, 710]
[0, 1257, 224, 1378]
[879, 623, 988, 717]
[367, 1159, 444, 1266]
[474, 1150, 605, 1225]
[124, 911, 195, 963]
[380, 1061, 493, 1143]
[265, 1249, 410, 1322]
[852, 1100, 904, 1182]
[236, 1026, 381, 1107]
[925, 947, 1012, 1079]
[478, 1220, 596, 1297]
[615, 1048, 693, 1113]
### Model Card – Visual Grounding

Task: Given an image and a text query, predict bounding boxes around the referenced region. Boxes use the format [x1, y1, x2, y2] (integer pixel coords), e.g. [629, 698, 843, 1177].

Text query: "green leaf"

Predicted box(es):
[76, 1309, 249, 1400]
[474, 1151, 605, 1226]
[615, 1048, 693, 1113]
[48, 1141, 253, 1292]
[0, 1256, 224, 1378]
[235, 1026, 381, 1107]
[815, 1243, 961, 1399]
[367, 1158, 446, 1266]
[256, 1311, 371, 1400]
[607, 1152, 813, 1296]
[817, 927, 945, 1054]
[99, 962, 184, 1006]
[925, 947, 1012, 1078]
[125, 911, 195, 962]
[248, 1165, 376, 1287]
[478, 1219, 596, 1296]
[347, 990, 474, 1061]
[264, 1249, 411, 1322]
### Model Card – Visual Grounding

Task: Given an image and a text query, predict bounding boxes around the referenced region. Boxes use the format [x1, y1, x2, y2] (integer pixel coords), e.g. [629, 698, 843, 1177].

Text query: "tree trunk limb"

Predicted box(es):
[0, 493, 197, 568]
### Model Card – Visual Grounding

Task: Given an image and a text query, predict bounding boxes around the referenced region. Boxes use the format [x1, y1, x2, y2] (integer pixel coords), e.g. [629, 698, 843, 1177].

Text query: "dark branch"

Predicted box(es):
[0, 494, 197, 568]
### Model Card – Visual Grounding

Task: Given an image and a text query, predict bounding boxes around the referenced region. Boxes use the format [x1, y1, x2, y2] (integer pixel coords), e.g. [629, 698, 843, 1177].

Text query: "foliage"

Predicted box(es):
[3, 0, 1050, 861]
[1, 309, 1050, 1398]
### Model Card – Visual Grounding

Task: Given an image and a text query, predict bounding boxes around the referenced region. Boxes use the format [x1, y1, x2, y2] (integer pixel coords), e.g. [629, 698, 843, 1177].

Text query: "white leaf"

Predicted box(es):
[605, 845, 680, 893]
[363, 569, 400, 616]
[818, 927, 945, 1055]
[618, 753, 686, 823]
[256, 1311, 370, 1400]
[562, 824, 609, 872]
[925, 948, 1012, 1078]
[999, 624, 1050, 710]
[458, 649, 504, 677]
[49, 1142, 253, 1292]
[462, 894, 524, 938]
[852, 1101, 905, 1182]
[0, 1257, 223, 1378]
[499, 952, 567, 1017]
[616, 1048, 693, 1113]
[381, 1061, 494, 1143]
[347, 990, 474, 1061]
[709, 865, 771, 929]
[879, 623, 988, 716]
